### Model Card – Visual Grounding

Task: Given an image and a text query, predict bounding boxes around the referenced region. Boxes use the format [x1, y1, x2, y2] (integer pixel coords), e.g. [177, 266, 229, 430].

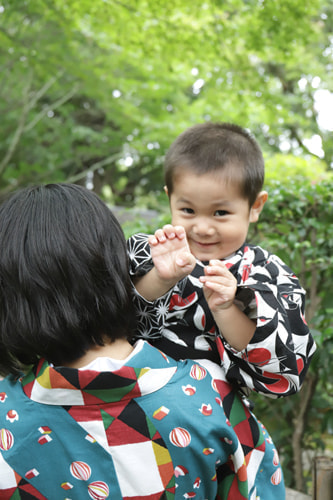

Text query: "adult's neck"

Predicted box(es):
[63, 338, 134, 368]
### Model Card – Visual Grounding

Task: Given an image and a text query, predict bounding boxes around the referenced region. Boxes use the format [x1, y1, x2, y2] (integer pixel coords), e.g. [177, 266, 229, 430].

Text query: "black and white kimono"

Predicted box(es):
[127, 233, 316, 397]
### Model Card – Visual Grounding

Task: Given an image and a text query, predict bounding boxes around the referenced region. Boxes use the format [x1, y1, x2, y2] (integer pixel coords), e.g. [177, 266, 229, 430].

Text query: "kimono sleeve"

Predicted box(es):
[127, 233, 173, 340]
[219, 245, 316, 397]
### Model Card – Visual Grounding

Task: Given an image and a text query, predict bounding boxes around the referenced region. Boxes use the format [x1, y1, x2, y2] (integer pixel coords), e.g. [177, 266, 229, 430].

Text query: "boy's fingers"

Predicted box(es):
[205, 266, 225, 276]
[148, 235, 158, 246]
[173, 225, 186, 239]
[204, 281, 230, 299]
[176, 252, 196, 268]
[162, 224, 176, 239]
[148, 225, 188, 248]
[154, 229, 167, 242]
[200, 275, 234, 286]
[162, 224, 187, 240]
[208, 260, 228, 270]
[205, 262, 233, 277]
[202, 280, 235, 301]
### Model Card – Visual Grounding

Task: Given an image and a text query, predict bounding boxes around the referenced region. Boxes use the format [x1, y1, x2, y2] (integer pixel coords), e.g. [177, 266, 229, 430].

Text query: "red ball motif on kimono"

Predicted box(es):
[190, 364, 207, 380]
[199, 403, 212, 416]
[271, 468, 282, 485]
[174, 465, 189, 477]
[70, 461, 92, 481]
[273, 448, 280, 466]
[6, 409, 19, 422]
[0, 392, 7, 403]
[169, 427, 191, 447]
[88, 481, 110, 499]
[182, 384, 196, 396]
[0, 428, 14, 451]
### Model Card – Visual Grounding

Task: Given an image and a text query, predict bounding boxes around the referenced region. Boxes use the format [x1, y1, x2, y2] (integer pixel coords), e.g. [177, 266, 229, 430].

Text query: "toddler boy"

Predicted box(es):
[127, 122, 316, 397]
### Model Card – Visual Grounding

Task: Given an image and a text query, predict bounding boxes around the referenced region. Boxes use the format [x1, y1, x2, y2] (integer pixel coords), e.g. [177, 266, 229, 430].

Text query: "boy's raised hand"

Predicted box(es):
[200, 260, 237, 311]
[200, 260, 256, 352]
[148, 224, 196, 282]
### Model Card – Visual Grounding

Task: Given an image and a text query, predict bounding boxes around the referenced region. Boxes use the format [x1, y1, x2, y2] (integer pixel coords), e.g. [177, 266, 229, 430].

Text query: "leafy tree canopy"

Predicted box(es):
[0, 0, 332, 202]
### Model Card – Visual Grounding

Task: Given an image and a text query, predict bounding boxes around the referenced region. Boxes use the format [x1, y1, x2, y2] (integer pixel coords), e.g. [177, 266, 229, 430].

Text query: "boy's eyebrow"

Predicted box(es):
[176, 197, 193, 204]
[176, 196, 233, 206]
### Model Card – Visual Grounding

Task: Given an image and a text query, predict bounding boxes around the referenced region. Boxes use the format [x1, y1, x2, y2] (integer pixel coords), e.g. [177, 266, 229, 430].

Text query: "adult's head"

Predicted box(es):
[0, 183, 135, 376]
[164, 121, 265, 207]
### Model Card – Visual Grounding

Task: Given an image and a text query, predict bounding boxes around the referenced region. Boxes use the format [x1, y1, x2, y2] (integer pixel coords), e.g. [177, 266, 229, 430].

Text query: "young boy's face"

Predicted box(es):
[166, 169, 267, 261]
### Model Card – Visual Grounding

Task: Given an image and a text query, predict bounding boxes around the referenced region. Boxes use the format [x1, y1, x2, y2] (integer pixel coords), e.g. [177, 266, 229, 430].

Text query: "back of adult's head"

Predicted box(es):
[0, 183, 135, 376]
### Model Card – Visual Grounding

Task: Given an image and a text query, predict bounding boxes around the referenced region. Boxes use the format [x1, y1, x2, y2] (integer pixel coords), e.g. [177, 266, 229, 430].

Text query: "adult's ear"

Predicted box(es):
[250, 191, 268, 222]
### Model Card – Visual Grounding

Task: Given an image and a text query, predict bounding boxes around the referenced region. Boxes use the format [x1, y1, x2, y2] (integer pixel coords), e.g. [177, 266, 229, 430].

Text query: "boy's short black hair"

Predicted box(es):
[164, 122, 265, 206]
[0, 183, 136, 376]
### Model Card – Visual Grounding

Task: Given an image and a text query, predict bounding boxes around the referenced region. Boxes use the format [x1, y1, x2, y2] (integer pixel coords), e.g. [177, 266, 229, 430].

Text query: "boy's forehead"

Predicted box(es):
[172, 169, 246, 201]
[173, 164, 244, 189]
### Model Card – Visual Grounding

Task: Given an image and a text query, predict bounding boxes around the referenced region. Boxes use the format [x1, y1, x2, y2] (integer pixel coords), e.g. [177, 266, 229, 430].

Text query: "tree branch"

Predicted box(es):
[24, 82, 79, 132]
[289, 125, 322, 160]
[292, 372, 319, 492]
[66, 153, 123, 184]
[0, 71, 33, 175]
[27, 70, 64, 111]
[305, 222, 322, 323]
[0, 70, 75, 174]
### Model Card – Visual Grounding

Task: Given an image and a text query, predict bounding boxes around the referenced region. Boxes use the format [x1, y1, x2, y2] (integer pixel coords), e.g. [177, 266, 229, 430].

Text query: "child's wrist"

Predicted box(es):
[153, 267, 179, 290]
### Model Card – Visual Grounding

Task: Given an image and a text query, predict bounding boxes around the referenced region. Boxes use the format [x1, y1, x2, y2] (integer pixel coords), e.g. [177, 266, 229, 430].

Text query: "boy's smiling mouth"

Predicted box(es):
[192, 240, 219, 247]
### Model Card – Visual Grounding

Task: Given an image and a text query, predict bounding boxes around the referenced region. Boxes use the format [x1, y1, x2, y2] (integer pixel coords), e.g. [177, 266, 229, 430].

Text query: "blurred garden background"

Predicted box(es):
[0, 0, 332, 494]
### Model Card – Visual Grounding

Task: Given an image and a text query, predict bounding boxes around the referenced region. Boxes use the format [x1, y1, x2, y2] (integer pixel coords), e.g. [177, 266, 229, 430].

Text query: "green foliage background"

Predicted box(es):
[249, 177, 333, 492]
[0, 0, 332, 201]
[0, 0, 332, 493]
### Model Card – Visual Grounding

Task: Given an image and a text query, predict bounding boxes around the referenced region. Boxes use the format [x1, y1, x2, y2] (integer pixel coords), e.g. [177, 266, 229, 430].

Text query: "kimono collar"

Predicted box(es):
[21, 341, 178, 406]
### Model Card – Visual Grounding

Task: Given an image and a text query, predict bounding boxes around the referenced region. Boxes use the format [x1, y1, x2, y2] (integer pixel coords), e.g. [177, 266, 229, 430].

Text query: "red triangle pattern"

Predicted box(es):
[104, 418, 150, 446]
[233, 419, 255, 449]
[49, 369, 78, 391]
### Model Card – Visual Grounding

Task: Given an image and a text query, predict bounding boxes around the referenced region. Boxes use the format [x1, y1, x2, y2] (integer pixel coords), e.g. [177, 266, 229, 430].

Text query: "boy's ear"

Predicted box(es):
[164, 185, 169, 197]
[250, 191, 268, 222]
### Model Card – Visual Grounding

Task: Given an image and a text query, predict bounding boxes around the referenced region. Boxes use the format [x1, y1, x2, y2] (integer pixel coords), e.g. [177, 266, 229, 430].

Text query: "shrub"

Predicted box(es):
[249, 176, 333, 492]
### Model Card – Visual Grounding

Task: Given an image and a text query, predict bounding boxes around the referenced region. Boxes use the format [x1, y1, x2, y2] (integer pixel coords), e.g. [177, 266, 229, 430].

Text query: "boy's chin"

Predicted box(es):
[190, 249, 224, 262]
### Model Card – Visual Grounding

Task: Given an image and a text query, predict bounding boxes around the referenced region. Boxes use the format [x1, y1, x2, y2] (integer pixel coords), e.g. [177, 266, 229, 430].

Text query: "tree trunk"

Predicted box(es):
[292, 373, 319, 492]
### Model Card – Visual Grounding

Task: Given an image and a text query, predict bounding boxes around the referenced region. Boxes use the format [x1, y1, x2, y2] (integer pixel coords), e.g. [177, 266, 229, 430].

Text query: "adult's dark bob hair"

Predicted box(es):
[0, 183, 136, 376]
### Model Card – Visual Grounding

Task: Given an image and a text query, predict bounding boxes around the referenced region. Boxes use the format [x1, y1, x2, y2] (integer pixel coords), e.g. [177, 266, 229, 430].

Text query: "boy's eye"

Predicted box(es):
[214, 210, 228, 216]
[181, 207, 194, 214]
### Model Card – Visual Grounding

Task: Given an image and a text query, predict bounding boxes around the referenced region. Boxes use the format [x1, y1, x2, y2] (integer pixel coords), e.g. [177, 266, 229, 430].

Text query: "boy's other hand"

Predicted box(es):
[148, 225, 196, 281]
[200, 260, 237, 311]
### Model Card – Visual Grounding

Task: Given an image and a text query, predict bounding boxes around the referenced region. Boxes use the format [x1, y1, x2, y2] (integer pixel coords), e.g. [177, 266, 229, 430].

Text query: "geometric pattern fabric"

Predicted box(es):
[127, 234, 316, 397]
[0, 341, 285, 499]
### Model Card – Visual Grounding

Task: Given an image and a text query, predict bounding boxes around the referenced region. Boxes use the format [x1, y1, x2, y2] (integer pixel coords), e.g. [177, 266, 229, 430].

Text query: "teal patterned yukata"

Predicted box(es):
[0, 341, 285, 499]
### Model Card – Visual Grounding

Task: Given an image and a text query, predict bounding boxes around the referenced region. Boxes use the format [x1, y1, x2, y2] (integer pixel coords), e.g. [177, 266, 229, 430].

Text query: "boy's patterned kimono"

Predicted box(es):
[127, 235, 316, 397]
[0, 341, 284, 499]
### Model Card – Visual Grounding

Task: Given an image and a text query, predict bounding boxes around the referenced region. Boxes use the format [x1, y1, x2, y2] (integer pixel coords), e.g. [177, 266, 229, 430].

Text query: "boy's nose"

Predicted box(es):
[193, 219, 215, 236]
